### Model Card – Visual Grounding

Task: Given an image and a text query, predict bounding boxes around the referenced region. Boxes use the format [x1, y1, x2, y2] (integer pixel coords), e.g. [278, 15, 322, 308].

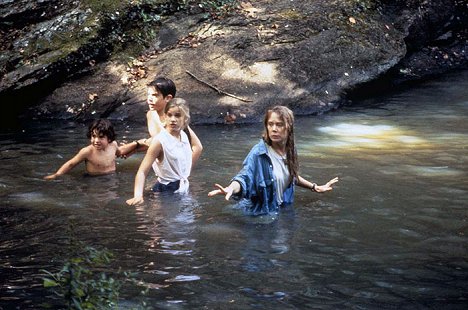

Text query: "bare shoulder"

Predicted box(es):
[149, 135, 162, 147]
[80, 145, 94, 155]
[147, 110, 160, 119]
[72, 145, 93, 161]
[110, 141, 120, 155]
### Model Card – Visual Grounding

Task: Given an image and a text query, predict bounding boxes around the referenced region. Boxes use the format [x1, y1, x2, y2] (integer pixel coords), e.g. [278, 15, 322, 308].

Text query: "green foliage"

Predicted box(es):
[41, 245, 121, 309]
[278, 8, 306, 20]
[176, 0, 239, 18]
[13, 0, 242, 74]
[81, 0, 131, 12]
[40, 218, 151, 309]
[198, 0, 239, 18]
[348, 0, 379, 12]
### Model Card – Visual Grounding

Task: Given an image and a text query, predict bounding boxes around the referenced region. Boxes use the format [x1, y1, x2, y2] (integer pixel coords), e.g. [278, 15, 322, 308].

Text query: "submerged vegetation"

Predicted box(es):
[42, 245, 121, 309]
[41, 221, 148, 309]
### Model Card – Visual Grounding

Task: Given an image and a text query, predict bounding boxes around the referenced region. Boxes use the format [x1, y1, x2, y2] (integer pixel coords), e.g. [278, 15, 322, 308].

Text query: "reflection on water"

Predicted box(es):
[1, 70, 467, 309]
[316, 123, 427, 149]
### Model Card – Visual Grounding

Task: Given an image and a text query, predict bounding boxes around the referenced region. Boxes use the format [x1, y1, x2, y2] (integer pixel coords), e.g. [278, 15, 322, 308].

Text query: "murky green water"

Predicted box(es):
[1, 70, 467, 309]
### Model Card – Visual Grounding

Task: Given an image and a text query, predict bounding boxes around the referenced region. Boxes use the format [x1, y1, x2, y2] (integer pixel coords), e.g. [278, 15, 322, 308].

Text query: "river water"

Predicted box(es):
[1, 70, 467, 309]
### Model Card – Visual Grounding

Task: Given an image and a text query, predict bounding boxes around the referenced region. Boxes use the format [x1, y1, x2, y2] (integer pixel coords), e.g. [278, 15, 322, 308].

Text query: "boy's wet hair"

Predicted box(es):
[87, 119, 116, 142]
[148, 77, 176, 98]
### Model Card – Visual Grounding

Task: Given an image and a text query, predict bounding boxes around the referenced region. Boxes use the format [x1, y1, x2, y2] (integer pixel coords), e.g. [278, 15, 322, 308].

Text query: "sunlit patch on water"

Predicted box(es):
[198, 223, 243, 236]
[240, 287, 287, 299]
[314, 123, 427, 150]
[7, 191, 73, 208]
[165, 275, 201, 282]
[379, 165, 463, 177]
[404, 165, 463, 177]
[319, 123, 394, 136]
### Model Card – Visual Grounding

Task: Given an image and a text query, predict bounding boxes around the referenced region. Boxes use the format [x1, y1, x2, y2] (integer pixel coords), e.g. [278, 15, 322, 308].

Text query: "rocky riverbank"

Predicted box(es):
[1, 0, 466, 127]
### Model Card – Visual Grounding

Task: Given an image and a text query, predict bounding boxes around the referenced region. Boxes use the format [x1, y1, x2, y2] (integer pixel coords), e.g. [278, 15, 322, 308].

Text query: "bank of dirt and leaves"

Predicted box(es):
[0, 0, 466, 127]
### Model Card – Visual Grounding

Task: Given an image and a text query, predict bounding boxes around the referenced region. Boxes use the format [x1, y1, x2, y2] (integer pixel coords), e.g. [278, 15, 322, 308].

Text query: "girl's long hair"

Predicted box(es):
[262, 105, 298, 178]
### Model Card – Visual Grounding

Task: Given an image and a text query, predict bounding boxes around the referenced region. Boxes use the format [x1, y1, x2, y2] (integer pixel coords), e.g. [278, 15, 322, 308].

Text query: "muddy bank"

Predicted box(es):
[1, 0, 466, 127]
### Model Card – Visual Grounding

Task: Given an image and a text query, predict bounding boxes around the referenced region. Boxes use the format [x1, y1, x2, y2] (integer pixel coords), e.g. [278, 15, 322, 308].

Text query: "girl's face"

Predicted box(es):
[266, 112, 288, 146]
[90, 130, 110, 150]
[165, 107, 186, 135]
[147, 86, 168, 112]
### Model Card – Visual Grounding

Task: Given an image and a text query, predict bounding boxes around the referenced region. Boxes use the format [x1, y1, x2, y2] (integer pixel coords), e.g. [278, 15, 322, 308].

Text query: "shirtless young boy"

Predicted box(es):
[44, 119, 122, 180]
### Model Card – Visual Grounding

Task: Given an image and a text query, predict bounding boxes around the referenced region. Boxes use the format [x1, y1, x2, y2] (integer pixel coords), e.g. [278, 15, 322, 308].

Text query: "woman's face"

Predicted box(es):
[165, 107, 185, 134]
[266, 112, 288, 145]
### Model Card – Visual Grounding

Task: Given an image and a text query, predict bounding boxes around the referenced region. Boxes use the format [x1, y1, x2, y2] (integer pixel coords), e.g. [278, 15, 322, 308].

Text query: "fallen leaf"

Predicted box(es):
[240, 1, 253, 9]
[88, 93, 98, 101]
[121, 74, 129, 85]
[224, 112, 237, 124]
[137, 67, 146, 78]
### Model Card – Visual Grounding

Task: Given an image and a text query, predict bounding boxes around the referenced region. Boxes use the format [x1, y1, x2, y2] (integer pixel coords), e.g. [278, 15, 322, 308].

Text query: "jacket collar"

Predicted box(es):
[258, 139, 269, 155]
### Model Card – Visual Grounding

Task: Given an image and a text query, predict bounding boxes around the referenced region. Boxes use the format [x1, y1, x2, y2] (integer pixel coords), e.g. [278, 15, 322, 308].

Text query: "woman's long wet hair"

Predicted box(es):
[164, 98, 192, 145]
[262, 106, 298, 179]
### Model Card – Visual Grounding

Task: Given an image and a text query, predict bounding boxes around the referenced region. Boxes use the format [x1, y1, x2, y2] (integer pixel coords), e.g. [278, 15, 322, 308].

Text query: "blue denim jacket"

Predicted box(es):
[232, 139, 295, 216]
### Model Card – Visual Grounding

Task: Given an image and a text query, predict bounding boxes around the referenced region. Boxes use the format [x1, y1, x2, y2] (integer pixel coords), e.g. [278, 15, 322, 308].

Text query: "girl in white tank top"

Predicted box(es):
[126, 99, 195, 206]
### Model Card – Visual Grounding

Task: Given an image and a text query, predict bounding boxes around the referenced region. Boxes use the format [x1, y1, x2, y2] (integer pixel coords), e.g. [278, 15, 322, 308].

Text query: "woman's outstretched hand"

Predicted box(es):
[208, 183, 235, 201]
[315, 177, 339, 193]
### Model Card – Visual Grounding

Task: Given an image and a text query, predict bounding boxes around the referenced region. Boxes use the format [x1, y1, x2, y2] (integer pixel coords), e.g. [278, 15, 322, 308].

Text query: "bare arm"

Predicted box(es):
[187, 126, 203, 166]
[113, 141, 122, 157]
[296, 175, 339, 193]
[207, 181, 241, 200]
[147, 110, 163, 137]
[119, 111, 161, 159]
[126, 138, 163, 205]
[44, 147, 90, 180]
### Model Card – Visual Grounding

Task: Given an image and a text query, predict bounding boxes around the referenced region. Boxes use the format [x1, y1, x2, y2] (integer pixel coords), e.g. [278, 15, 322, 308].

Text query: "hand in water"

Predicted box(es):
[126, 197, 144, 206]
[315, 177, 339, 193]
[208, 183, 234, 201]
[43, 174, 58, 180]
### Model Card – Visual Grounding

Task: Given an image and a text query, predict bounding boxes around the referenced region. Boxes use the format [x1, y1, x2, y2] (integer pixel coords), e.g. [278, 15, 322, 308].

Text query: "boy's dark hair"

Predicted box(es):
[148, 77, 176, 98]
[87, 119, 116, 142]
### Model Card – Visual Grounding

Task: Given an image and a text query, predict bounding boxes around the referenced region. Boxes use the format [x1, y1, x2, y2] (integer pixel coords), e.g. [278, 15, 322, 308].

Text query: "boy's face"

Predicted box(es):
[90, 130, 110, 150]
[147, 86, 170, 113]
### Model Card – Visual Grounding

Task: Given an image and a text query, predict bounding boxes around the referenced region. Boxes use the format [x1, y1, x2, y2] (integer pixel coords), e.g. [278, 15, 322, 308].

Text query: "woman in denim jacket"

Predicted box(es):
[208, 105, 338, 215]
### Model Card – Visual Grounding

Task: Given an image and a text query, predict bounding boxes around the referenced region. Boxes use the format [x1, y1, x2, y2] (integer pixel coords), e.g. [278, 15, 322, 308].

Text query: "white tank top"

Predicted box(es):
[152, 129, 192, 193]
